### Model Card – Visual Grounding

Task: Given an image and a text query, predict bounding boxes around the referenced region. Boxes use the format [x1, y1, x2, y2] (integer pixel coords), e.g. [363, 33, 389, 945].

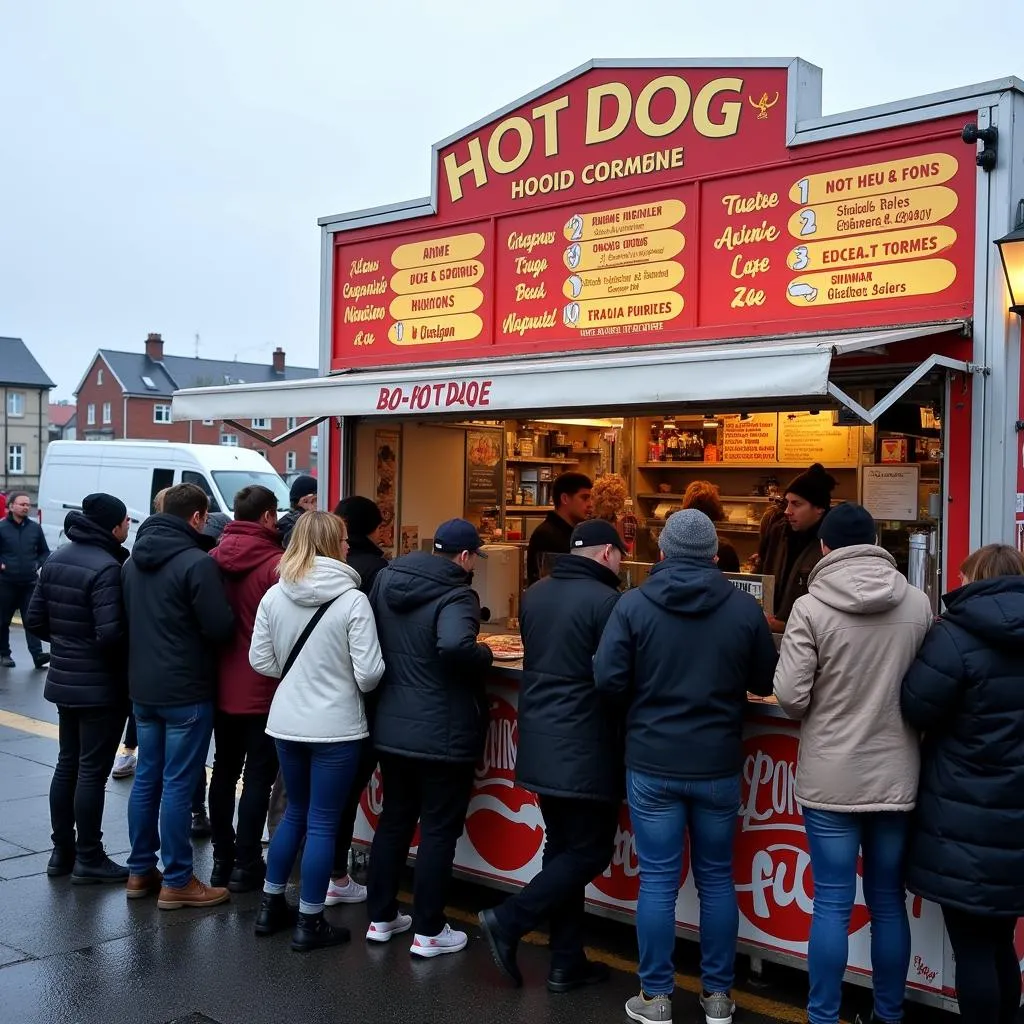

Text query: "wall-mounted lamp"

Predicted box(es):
[994, 199, 1024, 316]
[963, 122, 998, 172]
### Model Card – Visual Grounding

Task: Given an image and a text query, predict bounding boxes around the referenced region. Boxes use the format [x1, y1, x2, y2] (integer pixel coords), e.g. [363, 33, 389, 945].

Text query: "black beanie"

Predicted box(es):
[289, 475, 318, 506]
[335, 495, 383, 538]
[82, 492, 127, 533]
[819, 502, 877, 549]
[784, 463, 837, 511]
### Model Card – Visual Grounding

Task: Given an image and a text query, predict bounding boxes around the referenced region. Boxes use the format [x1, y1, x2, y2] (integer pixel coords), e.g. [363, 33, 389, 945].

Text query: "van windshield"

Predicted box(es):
[211, 472, 292, 513]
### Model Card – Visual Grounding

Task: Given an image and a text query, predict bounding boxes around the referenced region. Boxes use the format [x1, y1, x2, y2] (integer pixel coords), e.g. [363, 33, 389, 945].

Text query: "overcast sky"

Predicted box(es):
[2, 0, 1022, 399]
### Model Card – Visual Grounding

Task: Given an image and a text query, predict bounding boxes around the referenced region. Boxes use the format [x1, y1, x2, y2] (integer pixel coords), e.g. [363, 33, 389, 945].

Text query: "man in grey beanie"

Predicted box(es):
[594, 508, 777, 1024]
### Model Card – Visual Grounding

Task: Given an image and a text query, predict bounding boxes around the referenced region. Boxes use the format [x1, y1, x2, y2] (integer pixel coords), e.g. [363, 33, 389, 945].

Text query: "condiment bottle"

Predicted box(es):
[620, 498, 638, 556]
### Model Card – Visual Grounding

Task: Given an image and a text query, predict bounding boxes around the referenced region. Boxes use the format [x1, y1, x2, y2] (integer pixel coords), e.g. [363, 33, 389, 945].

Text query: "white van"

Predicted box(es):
[38, 441, 293, 550]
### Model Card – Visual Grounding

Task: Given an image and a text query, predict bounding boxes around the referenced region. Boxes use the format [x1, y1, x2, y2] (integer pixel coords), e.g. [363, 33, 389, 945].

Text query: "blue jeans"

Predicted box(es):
[266, 739, 360, 914]
[127, 701, 214, 889]
[627, 769, 741, 997]
[803, 808, 911, 1024]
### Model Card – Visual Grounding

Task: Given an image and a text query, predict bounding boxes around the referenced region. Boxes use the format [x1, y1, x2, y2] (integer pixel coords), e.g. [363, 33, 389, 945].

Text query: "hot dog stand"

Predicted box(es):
[172, 60, 1024, 1009]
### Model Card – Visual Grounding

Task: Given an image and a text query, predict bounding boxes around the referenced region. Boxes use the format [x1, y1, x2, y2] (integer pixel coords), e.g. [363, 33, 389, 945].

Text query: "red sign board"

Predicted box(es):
[331, 63, 976, 371]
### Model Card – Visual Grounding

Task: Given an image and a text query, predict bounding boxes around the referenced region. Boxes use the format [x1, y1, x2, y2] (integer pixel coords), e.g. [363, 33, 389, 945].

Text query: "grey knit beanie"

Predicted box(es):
[660, 508, 719, 560]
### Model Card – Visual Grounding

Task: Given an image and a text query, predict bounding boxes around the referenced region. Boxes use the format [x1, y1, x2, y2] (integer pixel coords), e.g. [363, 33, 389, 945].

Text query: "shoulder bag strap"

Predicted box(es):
[279, 596, 340, 682]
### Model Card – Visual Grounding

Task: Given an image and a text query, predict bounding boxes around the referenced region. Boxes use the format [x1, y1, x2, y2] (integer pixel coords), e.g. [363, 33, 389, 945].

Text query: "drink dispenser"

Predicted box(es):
[471, 544, 521, 624]
[907, 529, 939, 613]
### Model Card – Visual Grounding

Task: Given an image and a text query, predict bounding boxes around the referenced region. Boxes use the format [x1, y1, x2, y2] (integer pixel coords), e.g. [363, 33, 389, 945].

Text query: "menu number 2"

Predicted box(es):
[793, 179, 817, 237]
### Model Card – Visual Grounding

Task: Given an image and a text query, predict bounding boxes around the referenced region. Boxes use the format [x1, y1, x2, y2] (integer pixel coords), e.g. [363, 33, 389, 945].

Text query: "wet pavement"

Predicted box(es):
[0, 627, 956, 1024]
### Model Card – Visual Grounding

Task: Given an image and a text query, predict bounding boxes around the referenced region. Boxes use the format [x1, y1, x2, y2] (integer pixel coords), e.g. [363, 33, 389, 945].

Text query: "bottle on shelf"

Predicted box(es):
[647, 421, 664, 463]
[621, 498, 638, 556]
[663, 418, 680, 461]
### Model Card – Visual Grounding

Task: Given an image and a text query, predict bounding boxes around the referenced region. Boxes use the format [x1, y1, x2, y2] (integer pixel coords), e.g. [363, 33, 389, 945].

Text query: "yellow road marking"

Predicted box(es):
[1, 710, 828, 1023]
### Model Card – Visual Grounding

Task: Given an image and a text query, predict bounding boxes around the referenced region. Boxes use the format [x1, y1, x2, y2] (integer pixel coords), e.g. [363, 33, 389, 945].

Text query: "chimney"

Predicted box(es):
[145, 332, 164, 362]
[272, 347, 285, 374]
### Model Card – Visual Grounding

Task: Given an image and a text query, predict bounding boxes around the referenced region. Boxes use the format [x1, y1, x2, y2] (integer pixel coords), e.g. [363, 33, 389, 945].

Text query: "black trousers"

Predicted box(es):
[493, 795, 618, 969]
[942, 905, 1022, 1024]
[0, 581, 42, 659]
[366, 753, 475, 937]
[208, 711, 278, 866]
[332, 738, 378, 876]
[50, 704, 126, 862]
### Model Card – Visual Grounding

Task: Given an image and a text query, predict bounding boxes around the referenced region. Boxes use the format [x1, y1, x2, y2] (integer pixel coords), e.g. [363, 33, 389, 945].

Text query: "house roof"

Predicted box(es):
[86, 349, 318, 398]
[49, 404, 77, 428]
[1, 337, 55, 389]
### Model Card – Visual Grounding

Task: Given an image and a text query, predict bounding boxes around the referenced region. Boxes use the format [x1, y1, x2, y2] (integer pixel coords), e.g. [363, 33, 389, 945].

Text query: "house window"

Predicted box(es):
[153, 404, 172, 424]
[286, 417, 297, 431]
[202, 419, 214, 426]
[286, 451, 297, 472]
[102, 402, 112, 425]
[7, 444, 24, 475]
[310, 435, 319, 454]
[220, 433, 239, 447]
[6, 392, 24, 418]
[252, 418, 270, 430]
[87, 403, 96, 426]
[97, 368, 103, 386]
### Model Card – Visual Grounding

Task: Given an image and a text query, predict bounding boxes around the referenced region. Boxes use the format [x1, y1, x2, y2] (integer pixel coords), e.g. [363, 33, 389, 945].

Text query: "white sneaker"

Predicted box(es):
[366, 913, 413, 943]
[410, 923, 468, 958]
[111, 752, 137, 779]
[325, 877, 367, 906]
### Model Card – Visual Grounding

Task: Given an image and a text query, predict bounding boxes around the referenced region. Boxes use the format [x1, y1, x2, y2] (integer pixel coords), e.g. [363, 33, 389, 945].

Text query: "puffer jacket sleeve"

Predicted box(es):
[900, 620, 965, 732]
[436, 589, 492, 675]
[593, 600, 634, 701]
[91, 562, 126, 649]
[35, 524, 50, 569]
[773, 598, 817, 716]
[188, 555, 235, 645]
[346, 591, 385, 693]
[249, 592, 281, 678]
[749, 606, 779, 697]
[24, 577, 50, 641]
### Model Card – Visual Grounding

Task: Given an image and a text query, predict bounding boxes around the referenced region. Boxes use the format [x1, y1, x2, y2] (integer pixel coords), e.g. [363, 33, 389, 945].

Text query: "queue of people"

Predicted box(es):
[7, 465, 1024, 1024]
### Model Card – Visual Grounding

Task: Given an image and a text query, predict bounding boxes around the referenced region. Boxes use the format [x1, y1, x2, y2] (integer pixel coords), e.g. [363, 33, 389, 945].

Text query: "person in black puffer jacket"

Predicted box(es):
[901, 543, 1024, 1024]
[121, 483, 235, 908]
[594, 509, 777, 1022]
[0, 491, 50, 669]
[366, 519, 492, 955]
[479, 519, 624, 992]
[25, 495, 131, 884]
[277, 475, 318, 548]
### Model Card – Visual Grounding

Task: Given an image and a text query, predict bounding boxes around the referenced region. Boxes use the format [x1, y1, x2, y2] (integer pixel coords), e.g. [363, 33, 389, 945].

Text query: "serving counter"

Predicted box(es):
[353, 659, 961, 1009]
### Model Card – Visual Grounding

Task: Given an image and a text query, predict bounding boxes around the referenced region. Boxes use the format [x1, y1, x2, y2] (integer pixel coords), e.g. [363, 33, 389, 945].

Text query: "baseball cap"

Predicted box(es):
[433, 518, 488, 557]
[571, 519, 628, 554]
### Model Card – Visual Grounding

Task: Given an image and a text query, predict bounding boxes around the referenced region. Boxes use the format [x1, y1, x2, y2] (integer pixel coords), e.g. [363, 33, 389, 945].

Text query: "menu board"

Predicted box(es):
[465, 429, 503, 506]
[721, 414, 778, 463]
[777, 412, 858, 466]
[862, 465, 920, 520]
[494, 186, 692, 345]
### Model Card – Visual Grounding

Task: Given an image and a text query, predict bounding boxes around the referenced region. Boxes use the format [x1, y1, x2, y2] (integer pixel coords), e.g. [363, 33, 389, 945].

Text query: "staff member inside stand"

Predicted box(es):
[526, 473, 592, 586]
[760, 463, 837, 632]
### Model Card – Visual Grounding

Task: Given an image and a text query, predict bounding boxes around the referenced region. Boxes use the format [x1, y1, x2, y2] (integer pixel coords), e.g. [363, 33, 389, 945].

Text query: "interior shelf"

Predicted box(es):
[636, 493, 775, 502]
[506, 457, 582, 465]
[637, 462, 859, 471]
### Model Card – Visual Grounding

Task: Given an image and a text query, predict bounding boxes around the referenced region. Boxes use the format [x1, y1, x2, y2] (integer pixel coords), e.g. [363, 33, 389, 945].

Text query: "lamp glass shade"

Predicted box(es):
[994, 224, 1024, 313]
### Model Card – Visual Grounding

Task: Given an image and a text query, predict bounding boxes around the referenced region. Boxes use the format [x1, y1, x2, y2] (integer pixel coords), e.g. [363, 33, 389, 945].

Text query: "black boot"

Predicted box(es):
[33, 653, 50, 670]
[71, 854, 130, 885]
[291, 911, 351, 952]
[191, 809, 212, 839]
[478, 908, 522, 986]
[46, 846, 76, 877]
[210, 857, 234, 888]
[254, 893, 297, 937]
[228, 858, 267, 893]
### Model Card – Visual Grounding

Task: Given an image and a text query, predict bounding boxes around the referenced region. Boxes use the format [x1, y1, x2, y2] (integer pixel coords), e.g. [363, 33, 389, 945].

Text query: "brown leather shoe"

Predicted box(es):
[157, 876, 230, 911]
[126, 868, 163, 899]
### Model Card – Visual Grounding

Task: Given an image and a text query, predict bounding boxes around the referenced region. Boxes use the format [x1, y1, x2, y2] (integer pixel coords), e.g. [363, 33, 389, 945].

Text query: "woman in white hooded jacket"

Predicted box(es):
[249, 511, 384, 952]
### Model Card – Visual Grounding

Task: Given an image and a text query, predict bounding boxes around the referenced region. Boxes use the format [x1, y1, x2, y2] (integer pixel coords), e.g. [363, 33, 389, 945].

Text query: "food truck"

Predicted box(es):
[172, 59, 1024, 1008]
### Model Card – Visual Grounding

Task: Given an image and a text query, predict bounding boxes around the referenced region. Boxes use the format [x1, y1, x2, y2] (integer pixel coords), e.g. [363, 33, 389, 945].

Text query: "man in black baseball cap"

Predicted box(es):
[480, 516, 624, 992]
[366, 517, 493, 956]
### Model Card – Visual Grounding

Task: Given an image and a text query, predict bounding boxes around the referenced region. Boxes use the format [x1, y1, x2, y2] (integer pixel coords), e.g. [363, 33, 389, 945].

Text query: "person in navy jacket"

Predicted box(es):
[0, 491, 50, 668]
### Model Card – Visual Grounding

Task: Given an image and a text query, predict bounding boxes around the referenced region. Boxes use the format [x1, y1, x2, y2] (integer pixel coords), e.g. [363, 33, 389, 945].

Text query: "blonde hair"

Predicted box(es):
[960, 543, 1024, 583]
[279, 511, 346, 584]
[682, 480, 725, 523]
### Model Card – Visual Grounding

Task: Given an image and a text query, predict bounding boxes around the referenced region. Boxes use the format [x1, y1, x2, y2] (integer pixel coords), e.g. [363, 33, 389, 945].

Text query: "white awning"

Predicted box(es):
[172, 323, 966, 425]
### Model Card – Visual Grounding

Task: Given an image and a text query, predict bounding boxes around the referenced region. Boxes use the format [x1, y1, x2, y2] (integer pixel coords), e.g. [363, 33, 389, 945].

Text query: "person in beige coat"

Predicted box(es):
[773, 503, 932, 1024]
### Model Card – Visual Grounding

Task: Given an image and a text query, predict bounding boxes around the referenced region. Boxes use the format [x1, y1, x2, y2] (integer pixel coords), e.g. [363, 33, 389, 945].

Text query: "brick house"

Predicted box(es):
[2, 337, 55, 502]
[48, 401, 77, 442]
[74, 333, 319, 479]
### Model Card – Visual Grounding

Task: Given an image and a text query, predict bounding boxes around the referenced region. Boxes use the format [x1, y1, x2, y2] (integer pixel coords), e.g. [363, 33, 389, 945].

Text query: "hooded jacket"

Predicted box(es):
[277, 508, 303, 549]
[121, 514, 235, 707]
[901, 576, 1024, 915]
[370, 550, 493, 762]
[346, 535, 389, 596]
[760, 518, 825, 625]
[25, 512, 129, 707]
[594, 557, 777, 780]
[516, 554, 622, 802]
[250, 556, 384, 743]
[774, 545, 933, 813]
[210, 519, 283, 715]
[0, 512, 49, 584]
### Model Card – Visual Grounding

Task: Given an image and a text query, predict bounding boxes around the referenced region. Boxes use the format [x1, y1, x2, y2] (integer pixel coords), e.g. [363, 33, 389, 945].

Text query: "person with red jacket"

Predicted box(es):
[208, 485, 284, 892]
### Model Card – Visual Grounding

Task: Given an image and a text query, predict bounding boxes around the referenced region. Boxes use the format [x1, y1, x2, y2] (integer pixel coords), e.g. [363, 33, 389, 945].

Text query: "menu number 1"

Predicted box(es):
[792, 179, 818, 237]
